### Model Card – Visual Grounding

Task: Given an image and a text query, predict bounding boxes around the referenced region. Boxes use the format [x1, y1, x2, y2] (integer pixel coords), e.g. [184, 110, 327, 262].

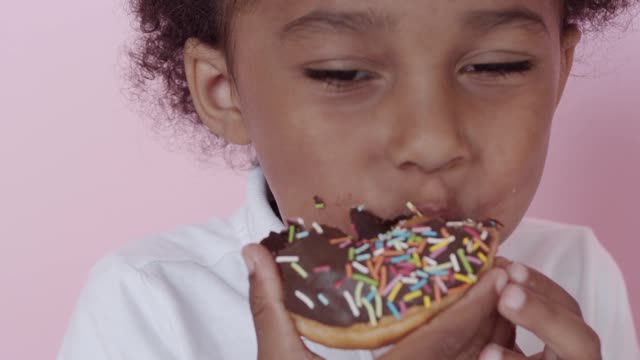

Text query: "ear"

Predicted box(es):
[183, 37, 250, 145]
[555, 25, 582, 106]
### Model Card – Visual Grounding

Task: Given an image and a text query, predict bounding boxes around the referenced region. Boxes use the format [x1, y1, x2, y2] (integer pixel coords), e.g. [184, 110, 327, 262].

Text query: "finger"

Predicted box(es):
[479, 343, 527, 360]
[498, 284, 602, 360]
[242, 244, 315, 359]
[490, 315, 517, 351]
[495, 258, 581, 316]
[383, 267, 509, 359]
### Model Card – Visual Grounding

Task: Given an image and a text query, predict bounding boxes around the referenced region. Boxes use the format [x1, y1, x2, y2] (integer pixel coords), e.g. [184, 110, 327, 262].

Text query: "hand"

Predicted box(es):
[479, 258, 602, 360]
[243, 244, 516, 360]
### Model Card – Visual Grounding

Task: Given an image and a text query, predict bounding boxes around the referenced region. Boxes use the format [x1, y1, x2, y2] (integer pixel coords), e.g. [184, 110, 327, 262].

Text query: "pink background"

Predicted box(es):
[1, 1, 638, 359]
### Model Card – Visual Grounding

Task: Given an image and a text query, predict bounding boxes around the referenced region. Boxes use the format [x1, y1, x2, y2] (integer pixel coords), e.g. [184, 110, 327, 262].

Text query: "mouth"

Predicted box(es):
[414, 202, 466, 220]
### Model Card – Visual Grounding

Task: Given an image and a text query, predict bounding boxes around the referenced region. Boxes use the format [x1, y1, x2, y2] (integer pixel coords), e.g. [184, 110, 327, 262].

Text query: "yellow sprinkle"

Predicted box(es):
[477, 252, 487, 263]
[429, 240, 449, 253]
[423, 296, 432, 309]
[412, 252, 421, 267]
[454, 273, 474, 284]
[388, 282, 403, 302]
[403, 290, 423, 302]
[290, 263, 308, 279]
[463, 237, 469, 246]
[362, 298, 377, 326]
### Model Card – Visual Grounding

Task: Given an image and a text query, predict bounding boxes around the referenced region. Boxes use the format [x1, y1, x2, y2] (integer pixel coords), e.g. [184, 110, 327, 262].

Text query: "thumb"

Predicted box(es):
[242, 244, 316, 359]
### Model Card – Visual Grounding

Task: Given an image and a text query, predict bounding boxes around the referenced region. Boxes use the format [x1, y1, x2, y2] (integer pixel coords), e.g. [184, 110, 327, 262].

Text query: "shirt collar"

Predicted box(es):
[244, 166, 286, 245]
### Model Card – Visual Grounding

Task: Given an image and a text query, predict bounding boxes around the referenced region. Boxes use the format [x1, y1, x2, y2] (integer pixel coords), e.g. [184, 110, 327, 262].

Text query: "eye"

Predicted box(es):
[304, 69, 374, 90]
[462, 60, 534, 77]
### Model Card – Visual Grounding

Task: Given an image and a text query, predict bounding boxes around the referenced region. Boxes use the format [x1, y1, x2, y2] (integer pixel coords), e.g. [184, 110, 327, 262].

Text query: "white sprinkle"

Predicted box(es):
[450, 253, 461, 272]
[357, 204, 366, 212]
[275, 256, 300, 263]
[355, 281, 364, 307]
[295, 290, 314, 309]
[312, 222, 323, 234]
[447, 236, 456, 243]
[373, 248, 385, 256]
[466, 240, 474, 254]
[362, 298, 377, 326]
[343, 291, 360, 317]
[317, 293, 330, 306]
[401, 276, 419, 285]
[423, 256, 438, 267]
[352, 261, 369, 274]
[446, 221, 465, 227]
[427, 237, 448, 244]
[297, 217, 305, 226]
[375, 293, 382, 318]
[481, 230, 488, 241]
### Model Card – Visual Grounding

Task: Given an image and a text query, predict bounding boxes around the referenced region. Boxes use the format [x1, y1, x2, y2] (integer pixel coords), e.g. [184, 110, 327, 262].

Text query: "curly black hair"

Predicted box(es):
[121, 0, 637, 167]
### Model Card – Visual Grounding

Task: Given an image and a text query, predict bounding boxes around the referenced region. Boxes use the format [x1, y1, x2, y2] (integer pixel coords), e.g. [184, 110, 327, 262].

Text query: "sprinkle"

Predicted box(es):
[464, 226, 481, 239]
[296, 217, 305, 226]
[423, 282, 433, 294]
[314, 203, 325, 209]
[378, 266, 388, 294]
[454, 273, 475, 284]
[356, 253, 372, 262]
[388, 282, 403, 302]
[423, 256, 438, 267]
[353, 273, 379, 287]
[387, 301, 402, 320]
[334, 279, 345, 289]
[355, 281, 364, 307]
[410, 279, 428, 292]
[296, 231, 310, 239]
[313, 196, 325, 208]
[288, 225, 295, 243]
[401, 276, 419, 285]
[343, 291, 360, 317]
[463, 238, 469, 246]
[429, 240, 449, 253]
[339, 241, 352, 249]
[441, 227, 452, 238]
[466, 256, 483, 265]
[412, 226, 432, 232]
[330, 236, 352, 245]
[474, 236, 490, 253]
[360, 298, 377, 326]
[434, 282, 442, 303]
[366, 287, 377, 303]
[382, 274, 402, 296]
[348, 247, 355, 261]
[372, 256, 384, 279]
[311, 222, 324, 234]
[412, 252, 422, 267]
[477, 252, 487, 263]
[345, 264, 353, 279]
[375, 294, 383, 318]
[450, 253, 461, 273]
[398, 301, 407, 315]
[457, 248, 474, 276]
[423, 295, 432, 309]
[290, 263, 308, 279]
[406, 201, 423, 216]
[426, 262, 453, 272]
[352, 261, 370, 274]
[384, 250, 406, 257]
[357, 204, 366, 212]
[481, 230, 489, 240]
[355, 243, 370, 254]
[429, 246, 448, 259]
[313, 265, 330, 273]
[391, 254, 412, 264]
[415, 270, 430, 279]
[275, 256, 299, 263]
[403, 290, 422, 302]
[317, 293, 330, 306]
[373, 248, 385, 256]
[446, 221, 465, 227]
[434, 276, 448, 294]
[295, 290, 314, 309]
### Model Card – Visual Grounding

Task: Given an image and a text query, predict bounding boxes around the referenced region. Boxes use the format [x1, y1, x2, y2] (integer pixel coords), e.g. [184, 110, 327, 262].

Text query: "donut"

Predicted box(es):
[260, 202, 502, 349]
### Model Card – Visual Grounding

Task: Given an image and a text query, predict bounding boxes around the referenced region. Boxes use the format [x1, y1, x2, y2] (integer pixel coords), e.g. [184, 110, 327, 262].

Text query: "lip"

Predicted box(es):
[415, 203, 464, 220]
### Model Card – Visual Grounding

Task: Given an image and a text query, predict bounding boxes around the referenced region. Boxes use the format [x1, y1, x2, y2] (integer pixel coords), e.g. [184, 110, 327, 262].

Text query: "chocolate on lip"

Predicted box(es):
[261, 201, 502, 328]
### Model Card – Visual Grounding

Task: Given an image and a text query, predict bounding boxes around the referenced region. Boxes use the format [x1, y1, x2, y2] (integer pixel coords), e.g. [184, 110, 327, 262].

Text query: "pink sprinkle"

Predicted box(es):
[466, 256, 483, 265]
[407, 247, 418, 254]
[389, 266, 398, 277]
[411, 226, 432, 232]
[429, 246, 448, 259]
[398, 267, 415, 275]
[399, 301, 407, 315]
[433, 276, 448, 294]
[334, 280, 345, 289]
[422, 283, 433, 294]
[463, 227, 481, 240]
[382, 275, 402, 296]
[397, 262, 416, 269]
[339, 240, 352, 248]
[314, 265, 330, 273]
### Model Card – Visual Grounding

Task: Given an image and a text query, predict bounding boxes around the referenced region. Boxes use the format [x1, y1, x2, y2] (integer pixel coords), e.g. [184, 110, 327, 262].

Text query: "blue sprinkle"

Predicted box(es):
[391, 254, 412, 264]
[426, 269, 449, 276]
[416, 270, 431, 279]
[296, 231, 310, 239]
[356, 253, 372, 262]
[387, 301, 402, 320]
[410, 279, 428, 292]
[317, 293, 329, 306]
[366, 290, 377, 303]
[375, 241, 384, 249]
[355, 243, 370, 254]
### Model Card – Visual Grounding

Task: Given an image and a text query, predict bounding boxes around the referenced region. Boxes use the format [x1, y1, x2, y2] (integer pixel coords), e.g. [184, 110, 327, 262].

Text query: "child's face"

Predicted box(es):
[221, 0, 578, 240]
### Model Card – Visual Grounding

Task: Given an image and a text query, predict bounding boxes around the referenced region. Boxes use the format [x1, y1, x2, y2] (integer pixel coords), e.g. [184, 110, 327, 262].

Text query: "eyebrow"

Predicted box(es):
[464, 7, 549, 34]
[279, 9, 395, 40]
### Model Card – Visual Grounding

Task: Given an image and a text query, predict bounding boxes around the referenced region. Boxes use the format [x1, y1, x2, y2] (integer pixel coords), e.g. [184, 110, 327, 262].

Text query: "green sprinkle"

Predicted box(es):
[314, 203, 325, 209]
[290, 262, 308, 279]
[288, 225, 295, 243]
[352, 274, 379, 287]
[457, 248, 473, 275]
[348, 247, 355, 261]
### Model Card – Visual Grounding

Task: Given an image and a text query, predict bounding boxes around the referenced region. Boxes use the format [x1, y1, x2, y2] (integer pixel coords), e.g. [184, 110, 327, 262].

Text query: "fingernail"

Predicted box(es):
[509, 262, 528, 284]
[495, 269, 508, 293]
[241, 246, 255, 275]
[480, 344, 503, 360]
[501, 285, 526, 311]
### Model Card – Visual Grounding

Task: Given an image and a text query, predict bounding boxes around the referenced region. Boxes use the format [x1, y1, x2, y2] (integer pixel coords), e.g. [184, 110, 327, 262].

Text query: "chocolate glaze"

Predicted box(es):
[261, 209, 500, 327]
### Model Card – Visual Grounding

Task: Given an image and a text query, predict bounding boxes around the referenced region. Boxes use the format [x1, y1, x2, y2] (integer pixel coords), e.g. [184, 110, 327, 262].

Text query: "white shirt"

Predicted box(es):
[58, 167, 639, 360]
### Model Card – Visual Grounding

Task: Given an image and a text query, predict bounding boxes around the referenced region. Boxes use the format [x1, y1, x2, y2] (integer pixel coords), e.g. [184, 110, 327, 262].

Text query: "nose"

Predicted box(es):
[386, 76, 470, 174]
